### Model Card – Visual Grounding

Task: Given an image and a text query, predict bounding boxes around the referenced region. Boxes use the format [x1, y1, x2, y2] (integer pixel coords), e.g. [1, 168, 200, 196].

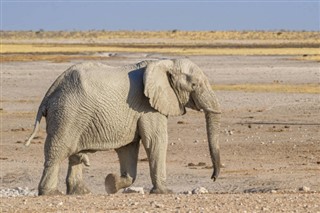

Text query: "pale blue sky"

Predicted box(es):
[1, 1, 319, 31]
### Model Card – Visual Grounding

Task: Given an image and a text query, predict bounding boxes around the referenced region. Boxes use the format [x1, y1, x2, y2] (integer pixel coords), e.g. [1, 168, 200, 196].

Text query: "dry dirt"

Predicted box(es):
[1, 54, 319, 212]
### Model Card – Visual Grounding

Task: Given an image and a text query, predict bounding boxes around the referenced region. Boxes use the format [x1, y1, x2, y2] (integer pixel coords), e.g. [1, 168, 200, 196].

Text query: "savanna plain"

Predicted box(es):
[1, 31, 320, 212]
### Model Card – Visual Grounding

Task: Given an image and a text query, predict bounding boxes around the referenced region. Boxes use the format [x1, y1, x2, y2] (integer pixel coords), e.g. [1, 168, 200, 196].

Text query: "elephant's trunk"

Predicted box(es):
[205, 111, 221, 181]
[193, 89, 221, 181]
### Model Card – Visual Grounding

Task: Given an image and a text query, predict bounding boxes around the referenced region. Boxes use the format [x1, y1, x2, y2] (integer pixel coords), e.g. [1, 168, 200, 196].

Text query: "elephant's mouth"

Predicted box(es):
[186, 94, 202, 111]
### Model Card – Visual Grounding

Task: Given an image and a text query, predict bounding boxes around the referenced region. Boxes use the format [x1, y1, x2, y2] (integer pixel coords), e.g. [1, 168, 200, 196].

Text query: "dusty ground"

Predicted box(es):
[1, 54, 319, 212]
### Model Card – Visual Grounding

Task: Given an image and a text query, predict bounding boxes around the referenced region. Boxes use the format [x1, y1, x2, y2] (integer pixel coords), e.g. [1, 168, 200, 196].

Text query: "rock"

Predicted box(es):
[150, 201, 163, 208]
[299, 186, 310, 192]
[197, 162, 206, 166]
[224, 129, 234, 135]
[192, 187, 208, 194]
[0, 187, 37, 197]
[177, 121, 188, 124]
[123, 187, 144, 195]
[183, 191, 192, 195]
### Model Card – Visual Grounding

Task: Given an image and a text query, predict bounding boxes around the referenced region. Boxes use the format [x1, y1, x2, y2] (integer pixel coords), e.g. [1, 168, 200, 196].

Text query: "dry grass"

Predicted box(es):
[2, 30, 319, 41]
[294, 55, 320, 62]
[213, 84, 320, 94]
[1, 31, 319, 62]
[1, 43, 319, 59]
[0, 53, 116, 63]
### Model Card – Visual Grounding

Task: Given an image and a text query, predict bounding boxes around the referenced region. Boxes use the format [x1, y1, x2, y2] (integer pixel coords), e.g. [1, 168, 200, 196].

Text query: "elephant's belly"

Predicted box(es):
[79, 110, 140, 150]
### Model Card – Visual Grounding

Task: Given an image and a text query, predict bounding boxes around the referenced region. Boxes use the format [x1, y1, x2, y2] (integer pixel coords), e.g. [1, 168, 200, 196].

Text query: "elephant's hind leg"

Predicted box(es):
[38, 137, 67, 196]
[66, 153, 91, 195]
[38, 161, 63, 196]
[105, 141, 140, 194]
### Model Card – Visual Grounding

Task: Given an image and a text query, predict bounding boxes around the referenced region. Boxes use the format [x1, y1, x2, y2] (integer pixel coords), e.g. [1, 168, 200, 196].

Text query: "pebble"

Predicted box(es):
[123, 187, 145, 194]
[192, 187, 209, 194]
[299, 186, 310, 192]
[183, 191, 192, 195]
[0, 187, 37, 197]
[150, 201, 163, 208]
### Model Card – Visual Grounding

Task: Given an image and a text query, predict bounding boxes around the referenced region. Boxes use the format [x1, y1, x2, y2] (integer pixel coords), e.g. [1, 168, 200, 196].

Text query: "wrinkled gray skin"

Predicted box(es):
[26, 59, 221, 196]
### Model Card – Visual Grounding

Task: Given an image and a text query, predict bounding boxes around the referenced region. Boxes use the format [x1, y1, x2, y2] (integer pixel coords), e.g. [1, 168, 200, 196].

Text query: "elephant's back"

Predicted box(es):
[72, 62, 129, 91]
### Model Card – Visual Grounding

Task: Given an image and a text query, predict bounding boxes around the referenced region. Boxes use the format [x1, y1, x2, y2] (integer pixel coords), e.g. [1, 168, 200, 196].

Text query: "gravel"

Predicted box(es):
[0, 187, 37, 197]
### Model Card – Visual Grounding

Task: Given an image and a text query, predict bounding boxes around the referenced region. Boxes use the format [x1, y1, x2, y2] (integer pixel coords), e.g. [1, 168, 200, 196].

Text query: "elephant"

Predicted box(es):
[25, 58, 221, 195]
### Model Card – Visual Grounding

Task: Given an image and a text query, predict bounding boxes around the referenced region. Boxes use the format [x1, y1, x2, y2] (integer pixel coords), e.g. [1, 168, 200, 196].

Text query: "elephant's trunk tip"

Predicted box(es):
[211, 170, 219, 182]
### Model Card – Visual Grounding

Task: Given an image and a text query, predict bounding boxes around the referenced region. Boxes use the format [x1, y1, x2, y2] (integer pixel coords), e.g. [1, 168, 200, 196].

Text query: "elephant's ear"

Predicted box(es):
[143, 60, 185, 116]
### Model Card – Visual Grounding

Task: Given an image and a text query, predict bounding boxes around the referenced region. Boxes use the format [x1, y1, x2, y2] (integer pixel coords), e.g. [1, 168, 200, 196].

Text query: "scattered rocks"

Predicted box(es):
[224, 129, 234, 135]
[182, 187, 209, 195]
[123, 187, 145, 195]
[0, 187, 37, 197]
[192, 187, 209, 194]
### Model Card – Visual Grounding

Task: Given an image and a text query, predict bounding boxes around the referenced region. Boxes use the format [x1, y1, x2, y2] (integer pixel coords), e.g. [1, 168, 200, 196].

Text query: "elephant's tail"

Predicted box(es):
[25, 105, 45, 147]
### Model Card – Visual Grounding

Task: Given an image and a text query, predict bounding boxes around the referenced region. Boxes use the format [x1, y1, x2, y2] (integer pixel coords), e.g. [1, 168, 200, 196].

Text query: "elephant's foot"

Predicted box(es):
[150, 187, 173, 194]
[105, 173, 133, 194]
[105, 173, 120, 194]
[67, 183, 91, 195]
[38, 188, 63, 196]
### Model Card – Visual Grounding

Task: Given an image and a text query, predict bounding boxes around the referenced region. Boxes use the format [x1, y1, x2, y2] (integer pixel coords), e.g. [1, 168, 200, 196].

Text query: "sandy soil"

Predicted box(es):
[1, 54, 319, 212]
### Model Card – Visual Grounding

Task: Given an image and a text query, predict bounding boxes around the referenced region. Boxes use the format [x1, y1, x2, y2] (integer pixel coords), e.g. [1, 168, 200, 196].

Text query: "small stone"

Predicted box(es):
[299, 186, 310, 192]
[270, 190, 277, 194]
[194, 140, 199, 143]
[150, 201, 163, 208]
[183, 191, 192, 195]
[123, 187, 144, 194]
[177, 121, 188, 124]
[192, 187, 208, 194]
[197, 162, 206, 166]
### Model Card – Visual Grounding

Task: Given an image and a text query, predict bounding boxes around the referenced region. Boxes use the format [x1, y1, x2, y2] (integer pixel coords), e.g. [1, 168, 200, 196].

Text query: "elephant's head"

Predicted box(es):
[143, 58, 221, 181]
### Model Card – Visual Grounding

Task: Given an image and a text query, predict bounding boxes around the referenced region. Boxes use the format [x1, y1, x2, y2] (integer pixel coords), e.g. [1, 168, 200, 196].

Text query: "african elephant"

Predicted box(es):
[26, 58, 221, 195]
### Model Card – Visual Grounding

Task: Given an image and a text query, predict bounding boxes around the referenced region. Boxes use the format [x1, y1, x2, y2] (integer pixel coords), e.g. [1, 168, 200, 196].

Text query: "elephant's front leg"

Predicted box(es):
[105, 141, 140, 194]
[66, 153, 91, 195]
[139, 113, 172, 194]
